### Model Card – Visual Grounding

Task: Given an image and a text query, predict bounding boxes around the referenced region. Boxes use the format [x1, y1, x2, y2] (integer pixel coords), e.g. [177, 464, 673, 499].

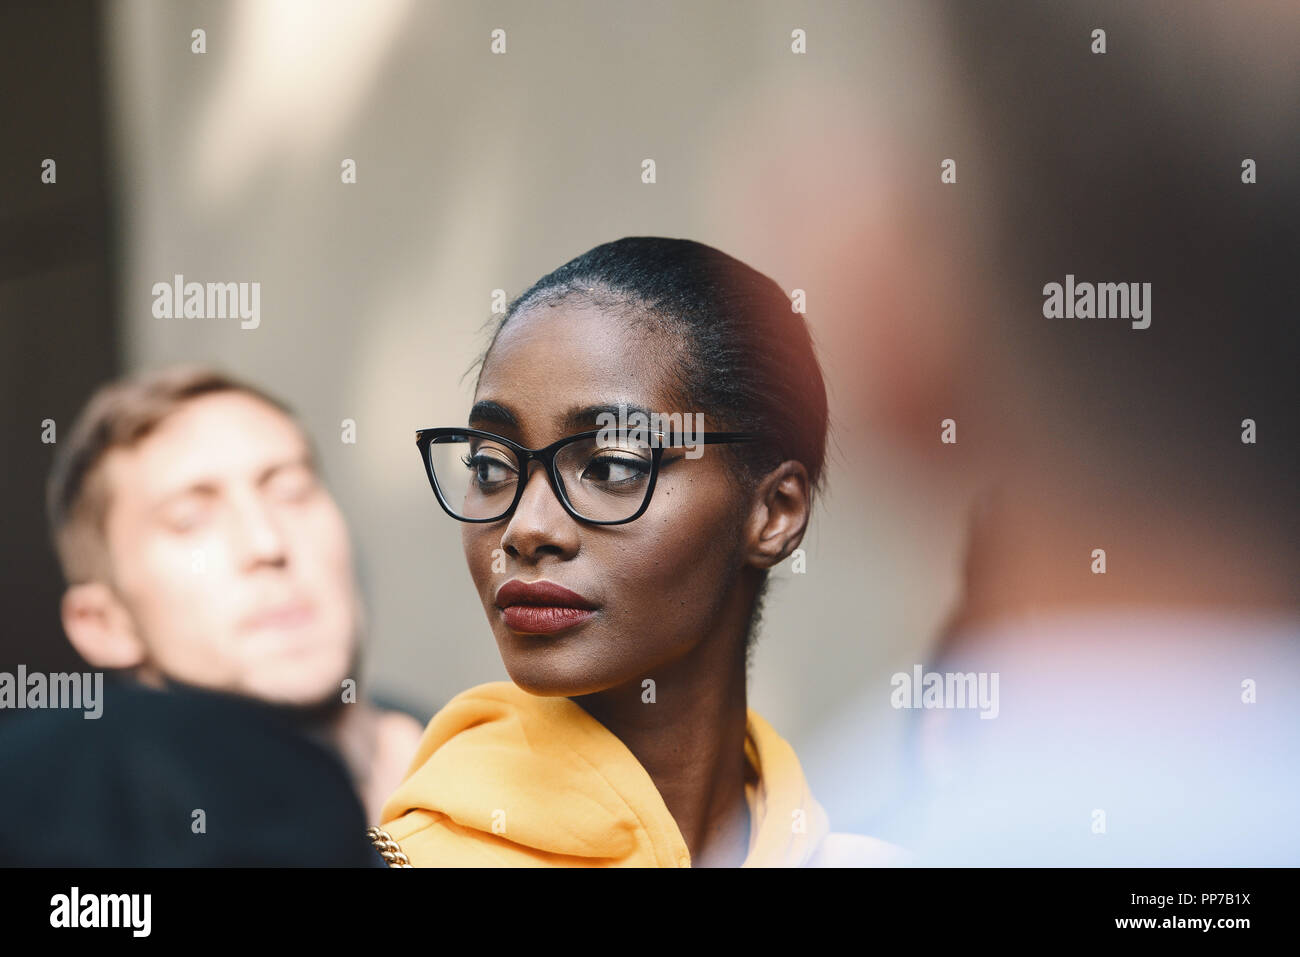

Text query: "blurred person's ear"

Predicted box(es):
[60, 583, 147, 669]
[743, 461, 811, 569]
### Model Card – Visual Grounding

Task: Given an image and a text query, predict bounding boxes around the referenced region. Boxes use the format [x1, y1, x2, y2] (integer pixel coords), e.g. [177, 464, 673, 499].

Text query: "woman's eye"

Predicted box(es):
[582, 455, 650, 486]
[462, 452, 515, 486]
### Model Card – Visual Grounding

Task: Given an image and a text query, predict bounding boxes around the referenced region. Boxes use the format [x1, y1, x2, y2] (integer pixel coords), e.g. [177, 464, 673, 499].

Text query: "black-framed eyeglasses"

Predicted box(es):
[415, 427, 761, 525]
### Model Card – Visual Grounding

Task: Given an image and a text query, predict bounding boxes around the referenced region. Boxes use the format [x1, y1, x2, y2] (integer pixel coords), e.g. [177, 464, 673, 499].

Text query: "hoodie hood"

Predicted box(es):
[377, 681, 831, 867]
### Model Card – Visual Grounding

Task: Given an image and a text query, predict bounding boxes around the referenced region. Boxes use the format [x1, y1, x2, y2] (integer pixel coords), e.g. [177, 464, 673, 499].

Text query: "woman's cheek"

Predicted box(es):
[660, 491, 736, 571]
[461, 527, 496, 597]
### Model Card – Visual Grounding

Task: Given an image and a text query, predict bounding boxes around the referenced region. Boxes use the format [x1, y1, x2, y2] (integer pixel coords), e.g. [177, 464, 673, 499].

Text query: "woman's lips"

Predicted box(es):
[501, 605, 596, 634]
[495, 580, 597, 635]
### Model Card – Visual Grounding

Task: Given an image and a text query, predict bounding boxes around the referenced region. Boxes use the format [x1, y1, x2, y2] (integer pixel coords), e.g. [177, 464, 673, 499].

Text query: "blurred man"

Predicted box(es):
[1, 365, 422, 864]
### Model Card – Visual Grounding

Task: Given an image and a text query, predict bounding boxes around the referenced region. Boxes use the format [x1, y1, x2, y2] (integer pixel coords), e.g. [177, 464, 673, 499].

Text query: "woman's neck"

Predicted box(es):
[573, 630, 753, 867]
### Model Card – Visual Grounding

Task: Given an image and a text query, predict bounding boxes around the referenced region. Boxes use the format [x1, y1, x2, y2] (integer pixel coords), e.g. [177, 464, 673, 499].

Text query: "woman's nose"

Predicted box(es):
[499, 463, 580, 563]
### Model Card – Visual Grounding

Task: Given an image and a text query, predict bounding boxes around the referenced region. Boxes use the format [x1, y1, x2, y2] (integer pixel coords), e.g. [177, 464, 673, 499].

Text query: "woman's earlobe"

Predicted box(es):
[745, 462, 812, 569]
[61, 583, 147, 669]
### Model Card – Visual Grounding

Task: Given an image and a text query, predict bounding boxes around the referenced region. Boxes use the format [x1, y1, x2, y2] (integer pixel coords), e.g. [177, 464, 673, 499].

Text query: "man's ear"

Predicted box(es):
[743, 461, 812, 570]
[60, 583, 147, 669]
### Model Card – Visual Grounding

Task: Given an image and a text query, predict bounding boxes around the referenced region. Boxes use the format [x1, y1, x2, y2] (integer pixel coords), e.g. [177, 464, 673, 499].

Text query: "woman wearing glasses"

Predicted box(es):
[370, 237, 900, 867]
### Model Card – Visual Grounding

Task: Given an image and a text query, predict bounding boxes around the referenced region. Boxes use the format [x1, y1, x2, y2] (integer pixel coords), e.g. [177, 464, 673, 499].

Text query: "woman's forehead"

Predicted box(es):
[475, 302, 688, 431]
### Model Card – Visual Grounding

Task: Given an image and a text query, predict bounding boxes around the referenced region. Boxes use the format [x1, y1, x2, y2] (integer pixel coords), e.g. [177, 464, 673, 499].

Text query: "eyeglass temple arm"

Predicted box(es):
[680, 432, 762, 445]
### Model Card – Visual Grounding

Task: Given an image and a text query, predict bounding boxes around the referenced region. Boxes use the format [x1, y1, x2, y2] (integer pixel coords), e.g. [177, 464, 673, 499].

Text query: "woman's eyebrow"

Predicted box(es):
[564, 403, 654, 431]
[468, 400, 518, 428]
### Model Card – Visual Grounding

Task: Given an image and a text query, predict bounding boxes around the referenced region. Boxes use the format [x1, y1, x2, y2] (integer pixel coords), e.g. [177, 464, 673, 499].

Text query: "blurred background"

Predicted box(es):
[3, 0, 1296, 857]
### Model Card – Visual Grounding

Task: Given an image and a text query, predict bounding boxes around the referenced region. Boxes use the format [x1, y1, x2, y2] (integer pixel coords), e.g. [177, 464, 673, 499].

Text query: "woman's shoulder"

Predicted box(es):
[808, 832, 912, 867]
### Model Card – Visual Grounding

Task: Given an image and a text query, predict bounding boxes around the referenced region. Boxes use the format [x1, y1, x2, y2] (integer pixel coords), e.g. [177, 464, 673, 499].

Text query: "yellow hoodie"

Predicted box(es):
[372, 681, 899, 867]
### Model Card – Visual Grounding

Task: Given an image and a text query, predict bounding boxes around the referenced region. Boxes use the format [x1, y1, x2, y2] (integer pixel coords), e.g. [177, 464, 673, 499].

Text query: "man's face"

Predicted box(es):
[99, 391, 360, 706]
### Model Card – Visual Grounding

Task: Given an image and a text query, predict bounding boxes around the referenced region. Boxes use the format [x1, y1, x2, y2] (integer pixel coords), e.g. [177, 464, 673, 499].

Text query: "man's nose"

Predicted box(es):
[499, 463, 580, 563]
[231, 495, 289, 569]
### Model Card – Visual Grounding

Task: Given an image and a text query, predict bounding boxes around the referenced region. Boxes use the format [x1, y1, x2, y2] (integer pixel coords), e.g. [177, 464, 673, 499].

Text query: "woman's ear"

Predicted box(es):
[60, 583, 147, 669]
[743, 460, 811, 570]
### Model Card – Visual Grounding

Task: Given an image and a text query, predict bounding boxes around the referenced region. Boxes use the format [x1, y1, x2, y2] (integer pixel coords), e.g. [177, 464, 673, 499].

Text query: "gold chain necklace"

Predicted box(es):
[365, 825, 413, 867]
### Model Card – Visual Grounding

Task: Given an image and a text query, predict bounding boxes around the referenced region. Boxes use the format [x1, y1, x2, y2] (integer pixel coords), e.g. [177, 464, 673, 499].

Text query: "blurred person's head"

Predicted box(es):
[441, 236, 828, 697]
[925, 0, 1300, 632]
[46, 365, 363, 707]
[887, 0, 1300, 863]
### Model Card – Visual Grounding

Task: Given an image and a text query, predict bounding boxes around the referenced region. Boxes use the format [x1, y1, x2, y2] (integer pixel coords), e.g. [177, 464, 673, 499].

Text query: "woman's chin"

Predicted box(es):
[498, 652, 621, 699]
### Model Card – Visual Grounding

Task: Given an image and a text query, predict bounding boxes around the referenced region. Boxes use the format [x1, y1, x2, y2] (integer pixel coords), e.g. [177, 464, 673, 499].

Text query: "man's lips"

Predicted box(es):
[240, 600, 317, 631]
[495, 580, 598, 634]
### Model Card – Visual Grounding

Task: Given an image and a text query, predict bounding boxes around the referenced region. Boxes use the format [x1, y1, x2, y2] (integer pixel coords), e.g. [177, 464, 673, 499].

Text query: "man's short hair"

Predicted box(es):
[46, 365, 300, 585]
